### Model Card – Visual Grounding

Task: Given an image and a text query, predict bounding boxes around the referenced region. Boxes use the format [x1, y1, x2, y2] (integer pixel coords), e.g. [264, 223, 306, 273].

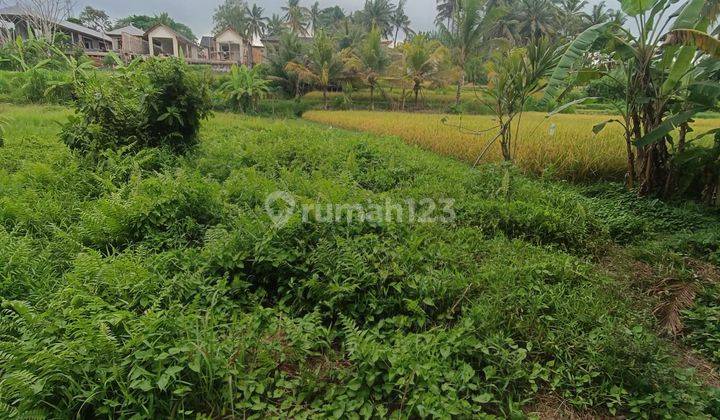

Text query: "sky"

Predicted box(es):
[78, 0, 622, 38]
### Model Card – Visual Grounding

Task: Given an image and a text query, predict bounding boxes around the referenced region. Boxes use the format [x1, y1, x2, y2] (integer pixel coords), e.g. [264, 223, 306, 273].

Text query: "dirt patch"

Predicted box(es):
[675, 345, 720, 388]
[524, 393, 609, 419]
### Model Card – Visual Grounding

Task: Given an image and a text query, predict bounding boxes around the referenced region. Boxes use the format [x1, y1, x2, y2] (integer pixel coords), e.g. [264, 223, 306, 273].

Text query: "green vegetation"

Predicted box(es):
[1, 103, 719, 417]
[0, 1, 718, 416]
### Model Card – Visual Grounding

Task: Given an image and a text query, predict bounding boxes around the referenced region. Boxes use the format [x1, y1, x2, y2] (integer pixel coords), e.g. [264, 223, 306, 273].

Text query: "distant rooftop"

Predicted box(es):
[0, 5, 112, 42]
[106, 24, 144, 37]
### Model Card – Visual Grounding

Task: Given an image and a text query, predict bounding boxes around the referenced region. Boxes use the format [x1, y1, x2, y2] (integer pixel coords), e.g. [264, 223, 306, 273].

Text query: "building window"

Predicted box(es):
[83, 38, 92, 50]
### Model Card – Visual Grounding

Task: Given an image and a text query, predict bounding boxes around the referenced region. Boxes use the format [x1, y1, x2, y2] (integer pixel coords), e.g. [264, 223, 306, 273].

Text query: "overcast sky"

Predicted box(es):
[78, 0, 621, 38]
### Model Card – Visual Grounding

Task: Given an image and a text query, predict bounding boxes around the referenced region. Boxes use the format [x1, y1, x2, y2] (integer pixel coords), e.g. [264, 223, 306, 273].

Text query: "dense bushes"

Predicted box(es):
[1, 107, 720, 417]
[60, 58, 212, 158]
[0, 69, 75, 104]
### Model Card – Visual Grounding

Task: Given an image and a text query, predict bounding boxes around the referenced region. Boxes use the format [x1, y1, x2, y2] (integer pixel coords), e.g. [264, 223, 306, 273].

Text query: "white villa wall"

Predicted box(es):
[147, 26, 179, 57]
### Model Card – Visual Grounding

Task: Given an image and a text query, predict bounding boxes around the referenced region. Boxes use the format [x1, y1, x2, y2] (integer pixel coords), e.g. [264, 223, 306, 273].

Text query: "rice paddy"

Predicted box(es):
[304, 110, 720, 181]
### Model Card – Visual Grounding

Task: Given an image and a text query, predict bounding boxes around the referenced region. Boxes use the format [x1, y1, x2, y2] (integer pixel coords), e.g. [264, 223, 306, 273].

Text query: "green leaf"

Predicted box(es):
[634, 109, 703, 147]
[672, 0, 705, 29]
[543, 23, 610, 104]
[664, 29, 720, 58]
[547, 97, 598, 117]
[593, 119, 623, 134]
[620, 0, 656, 16]
[473, 393, 493, 403]
[688, 127, 720, 143]
[687, 81, 720, 106]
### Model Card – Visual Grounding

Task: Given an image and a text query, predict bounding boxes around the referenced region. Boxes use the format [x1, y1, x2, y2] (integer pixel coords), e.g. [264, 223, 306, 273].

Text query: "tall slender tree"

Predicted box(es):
[345, 26, 391, 109]
[267, 13, 286, 37]
[435, 0, 460, 29]
[308, 1, 321, 33]
[513, 0, 560, 42]
[359, 0, 394, 38]
[285, 30, 345, 109]
[282, 0, 310, 35]
[440, 0, 487, 105]
[243, 3, 267, 67]
[391, 0, 414, 45]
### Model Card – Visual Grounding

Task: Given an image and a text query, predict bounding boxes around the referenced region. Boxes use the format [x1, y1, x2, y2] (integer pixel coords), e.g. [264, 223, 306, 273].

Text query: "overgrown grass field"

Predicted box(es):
[304, 110, 720, 181]
[1, 104, 719, 417]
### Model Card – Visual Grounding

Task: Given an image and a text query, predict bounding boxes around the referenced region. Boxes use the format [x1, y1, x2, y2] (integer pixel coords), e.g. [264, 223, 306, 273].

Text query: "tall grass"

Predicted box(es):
[304, 110, 720, 181]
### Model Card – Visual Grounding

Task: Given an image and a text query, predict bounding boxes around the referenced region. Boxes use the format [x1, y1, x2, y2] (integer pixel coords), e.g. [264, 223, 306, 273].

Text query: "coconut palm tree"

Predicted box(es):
[283, 0, 310, 35]
[267, 13, 286, 37]
[344, 26, 391, 109]
[436, 0, 460, 29]
[308, 1, 321, 33]
[439, 0, 486, 105]
[318, 6, 347, 31]
[359, 0, 394, 38]
[397, 34, 451, 108]
[268, 31, 306, 97]
[244, 4, 268, 67]
[555, 0, 588, 37]
[391, 0, 414, 45]
[513, 0, 560, 42]
[285, 31, 345, 109]
[584, 1, 611, 26]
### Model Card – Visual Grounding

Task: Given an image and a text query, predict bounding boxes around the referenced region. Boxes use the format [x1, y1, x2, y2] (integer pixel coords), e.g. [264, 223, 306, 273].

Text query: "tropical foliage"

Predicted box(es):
[220, 64, 270, 112]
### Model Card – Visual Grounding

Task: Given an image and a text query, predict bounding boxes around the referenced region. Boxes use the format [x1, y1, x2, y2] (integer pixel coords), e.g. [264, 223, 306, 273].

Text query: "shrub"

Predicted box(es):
[140, 58, 212, 151]
[61, 58, 212, 158]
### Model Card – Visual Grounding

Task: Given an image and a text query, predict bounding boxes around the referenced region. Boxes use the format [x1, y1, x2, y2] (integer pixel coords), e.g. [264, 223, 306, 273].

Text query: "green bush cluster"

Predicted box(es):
[1, 107, 719, 417]
[60, 58, 212, 158]
[0, 69, 74, 104]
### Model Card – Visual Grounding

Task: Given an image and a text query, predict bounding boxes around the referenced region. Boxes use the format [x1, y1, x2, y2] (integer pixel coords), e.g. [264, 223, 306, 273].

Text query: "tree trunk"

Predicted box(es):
[414, 84, 420, 110]
[323, 88, 329, 110]
[624, 127, 636, 190]
[370, 85, 375, 111]
[455, 79, 462, 107]
[500, 123, 512, 162]
[247, 42, 254, 68]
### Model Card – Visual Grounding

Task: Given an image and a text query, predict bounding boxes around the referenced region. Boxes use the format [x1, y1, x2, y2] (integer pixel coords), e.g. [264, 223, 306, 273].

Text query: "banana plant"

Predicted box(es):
[220, 65, 270, 113]
[544, 0, 720, 195]
[44, 45, 96, 99]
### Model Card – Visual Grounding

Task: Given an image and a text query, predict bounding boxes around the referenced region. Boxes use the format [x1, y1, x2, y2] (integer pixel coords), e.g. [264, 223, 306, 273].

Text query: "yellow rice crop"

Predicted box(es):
[304, 110, 720, 181]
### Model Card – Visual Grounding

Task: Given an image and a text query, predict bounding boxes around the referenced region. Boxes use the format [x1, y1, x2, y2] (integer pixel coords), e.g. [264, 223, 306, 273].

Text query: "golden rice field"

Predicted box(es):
[304, 110, 720, 181]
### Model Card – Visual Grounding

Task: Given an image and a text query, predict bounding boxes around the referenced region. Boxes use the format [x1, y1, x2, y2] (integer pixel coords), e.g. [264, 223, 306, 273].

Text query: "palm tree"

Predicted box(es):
[436, 0, 460, 29]
[267, 13, 286, 37]
[267, 31, 306, 97]
[514, 0, 560, 42]
[391, 0, 414, 46]
[318, 6, 347, 31]
[344, 26, 391, 109]
[283, 0, 310, 35]
[359, 0, 394, 38]
[585, 1, 611, 27]
[244, 4, 268, 67]
[309, 1, 321, 33]
[285, 31, 345, 109]
[555, 0, 588, 38]
[398, 34, 451, 108]
[440, 0, 486, 105]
